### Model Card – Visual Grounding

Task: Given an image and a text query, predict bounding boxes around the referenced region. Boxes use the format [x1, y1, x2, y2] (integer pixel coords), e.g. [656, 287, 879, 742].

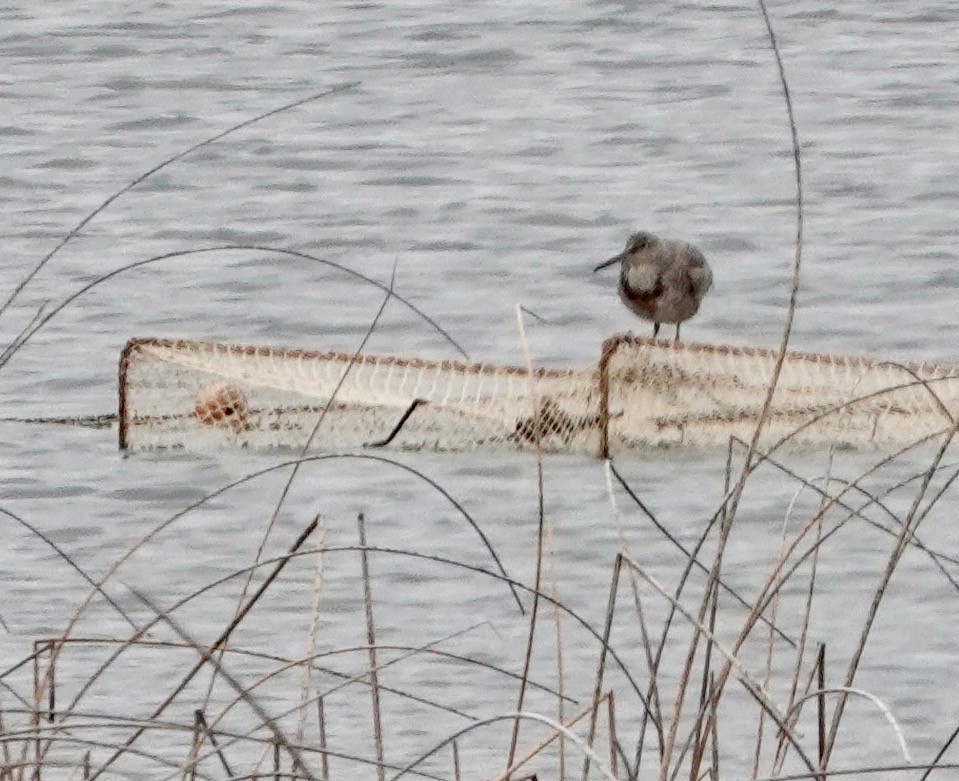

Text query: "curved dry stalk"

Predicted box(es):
[772, 478, 828, 775]
[619, 556, 795, 737]
[729, 438, 959, 574]
[0, 82, 358, 320]
[205, 623, 491, 739]
[0, 506, 136, 632]
[608, 462, 795, 646]
[786, 688, 911, 763]
[11, 708, 448, 781]
[201, 265, 398, 740]
[0, 244, 466, 375]
[387, 711, 619, 781]
[0, 730, 218, 779]
[44, 452, 523, 734]
[544, 516, 568, 781]
[695, 432, 959, 772]
[12, 638, 492, 721]
[51, 550, 541, 748]
[696, 13, 806, 764]
[119, 587, 317, 781]
[493, 692, 613, 781]
[43, 544, 649, 778]
[752, 761, 959, 781]
[822, 426, 959, 764]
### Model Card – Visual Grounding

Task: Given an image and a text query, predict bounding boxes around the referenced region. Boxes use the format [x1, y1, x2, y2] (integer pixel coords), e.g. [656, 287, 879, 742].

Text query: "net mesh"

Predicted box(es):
[600, 336, 959, 451]
[118, 337, 959, 454]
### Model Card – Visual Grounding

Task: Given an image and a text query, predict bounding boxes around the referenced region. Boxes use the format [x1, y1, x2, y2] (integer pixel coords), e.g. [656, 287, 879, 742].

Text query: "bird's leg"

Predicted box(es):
[674, 323, 681, 343]
[653, 322, 660, 339]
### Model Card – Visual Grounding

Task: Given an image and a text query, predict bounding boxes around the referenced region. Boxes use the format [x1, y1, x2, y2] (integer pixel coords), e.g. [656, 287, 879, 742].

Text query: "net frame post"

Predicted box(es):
[597, 334, 628, 459]
[117, 338, 145, 452]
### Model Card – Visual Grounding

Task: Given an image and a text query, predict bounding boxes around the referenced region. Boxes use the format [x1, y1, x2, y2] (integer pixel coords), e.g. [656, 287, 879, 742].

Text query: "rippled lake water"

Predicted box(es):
[2, 1, 959, 778]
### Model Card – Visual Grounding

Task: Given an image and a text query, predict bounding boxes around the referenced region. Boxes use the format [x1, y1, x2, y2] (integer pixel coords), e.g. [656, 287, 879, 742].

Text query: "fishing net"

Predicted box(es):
[118, 336, 959, 454]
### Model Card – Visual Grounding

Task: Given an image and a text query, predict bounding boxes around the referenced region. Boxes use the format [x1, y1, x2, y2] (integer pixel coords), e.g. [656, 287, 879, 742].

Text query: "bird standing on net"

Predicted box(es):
[593, 231, 713, 342]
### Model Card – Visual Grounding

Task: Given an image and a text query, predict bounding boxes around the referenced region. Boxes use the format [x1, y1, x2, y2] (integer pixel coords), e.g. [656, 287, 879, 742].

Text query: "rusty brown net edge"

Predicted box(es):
[118, 338, 136, 451]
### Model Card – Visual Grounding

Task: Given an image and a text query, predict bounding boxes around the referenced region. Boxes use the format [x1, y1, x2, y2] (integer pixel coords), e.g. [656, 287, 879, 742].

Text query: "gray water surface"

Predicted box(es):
[2, 1, 959, 778]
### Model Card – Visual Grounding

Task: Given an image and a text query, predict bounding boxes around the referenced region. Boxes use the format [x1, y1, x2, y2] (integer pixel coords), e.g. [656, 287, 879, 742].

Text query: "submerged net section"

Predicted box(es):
[119, 336, 959, 454]
[119, 339, 601, 453]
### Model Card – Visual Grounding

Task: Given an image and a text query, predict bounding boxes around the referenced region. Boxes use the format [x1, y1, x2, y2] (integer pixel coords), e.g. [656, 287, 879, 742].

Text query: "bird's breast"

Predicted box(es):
[618, 283, 660, 321]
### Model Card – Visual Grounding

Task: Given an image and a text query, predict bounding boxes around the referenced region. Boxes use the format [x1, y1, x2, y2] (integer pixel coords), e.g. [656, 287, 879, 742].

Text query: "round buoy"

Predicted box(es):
[194, 383, 250, 434]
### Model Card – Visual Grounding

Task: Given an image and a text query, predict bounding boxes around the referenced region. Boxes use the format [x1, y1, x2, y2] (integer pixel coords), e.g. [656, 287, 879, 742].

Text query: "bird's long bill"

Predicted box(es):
[593, 253, 623, 273]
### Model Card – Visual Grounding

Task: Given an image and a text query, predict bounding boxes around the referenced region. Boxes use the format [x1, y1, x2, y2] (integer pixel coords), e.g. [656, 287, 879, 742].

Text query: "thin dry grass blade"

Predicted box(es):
[544, 516, 567, 781]
[358, 514, 386, 781]
[317, 699, 329, 781]
[504, 307, 548, 780]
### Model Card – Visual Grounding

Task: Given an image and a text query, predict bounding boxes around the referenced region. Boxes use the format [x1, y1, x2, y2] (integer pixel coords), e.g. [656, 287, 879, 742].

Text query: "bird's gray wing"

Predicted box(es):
[684, 247, 713, 297]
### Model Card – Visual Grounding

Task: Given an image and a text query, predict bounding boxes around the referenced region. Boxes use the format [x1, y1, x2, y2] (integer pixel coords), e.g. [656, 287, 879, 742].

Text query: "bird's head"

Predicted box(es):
[593, 231, 657, 272]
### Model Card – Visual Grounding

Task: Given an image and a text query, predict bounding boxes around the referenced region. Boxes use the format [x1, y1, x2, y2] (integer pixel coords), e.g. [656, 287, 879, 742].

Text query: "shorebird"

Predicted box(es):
[593, 231, 713, 342]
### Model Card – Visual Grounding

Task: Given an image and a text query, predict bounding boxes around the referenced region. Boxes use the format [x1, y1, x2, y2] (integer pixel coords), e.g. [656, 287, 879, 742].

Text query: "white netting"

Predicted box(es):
[602, 337, 959, 451]
[118, 337, 959, 454]
[119, 339, 600, 453]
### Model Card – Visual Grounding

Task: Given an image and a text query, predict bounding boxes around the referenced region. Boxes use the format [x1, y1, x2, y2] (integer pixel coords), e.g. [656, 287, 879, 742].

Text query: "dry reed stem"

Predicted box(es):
[390, 712, 618, 781]
[603, 461, 663, 739]
[0, 720, 450, 781]
[34, 541, 646, 781]
[772, 484, 827, 775]
[2, 243, 466, 378]
[127, 588, 316, 781]
[296, 516, 326, 749]
[493, 692, 613, 781]
[725, 438, 959, 584]
[544, 516, 567, 781]
[688, 427, 959, 770]
[358, 514, 387, 781]
[46, 452, 522, 752]
[606, 692, 619, 779]
[708, 676, 719, 781]
[698, 4, 805, 761]
[788, 688, 911, 762]
[662, 1, 802, 767]
[754, 480, 823, 778]
[581, 556, 622, 781]
[205, 624, 492, 742]
[0, 507, 138, 634]
[921, 718, 959, 781]
[19, 636, 475, 723]
[679, 574, 721, 781]
[196, 711, 233, 778]
[607, 465, 793, 647]
[83, 514, 325, 780]
[0, 302, 46, 381]
[619, 556, 818, 778]
[0, 696, 13, 781]
[752, 761, 959, 780]
[186, 711, 202, 781]
[317, 699, 329, 781]
[505, 306, 548, 780]
[822, 426, 959, 764]
[202, 264, 398, 730]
